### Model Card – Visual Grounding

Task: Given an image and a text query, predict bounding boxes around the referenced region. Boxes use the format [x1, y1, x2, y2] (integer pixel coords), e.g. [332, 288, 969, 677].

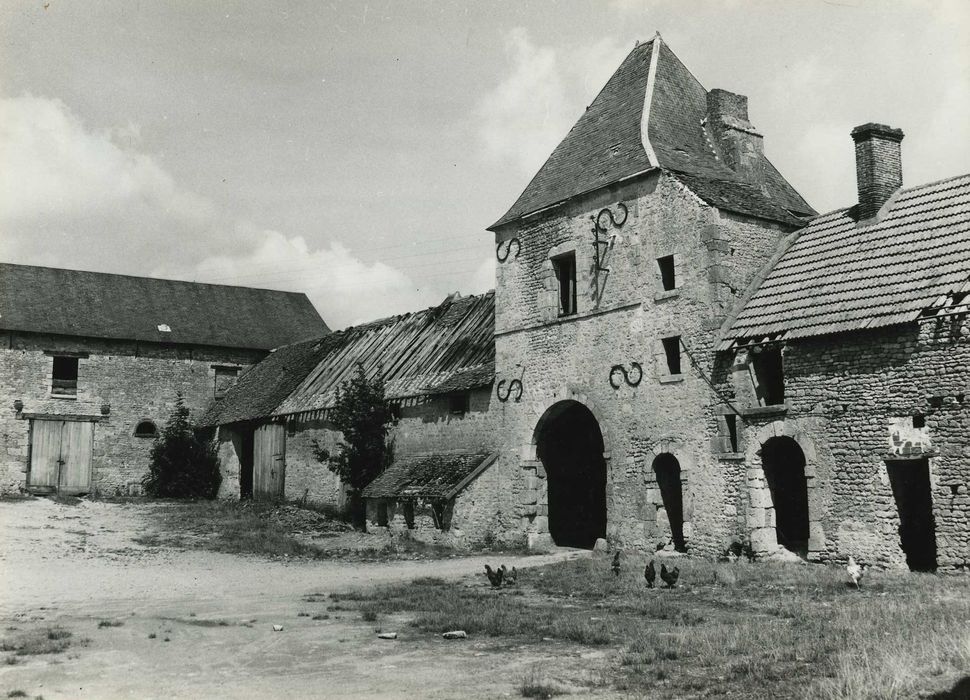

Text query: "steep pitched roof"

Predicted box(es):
[0, 263, 328, 350]
[720, 173, 970, 346]
[362, 452, 498, 500]
[490, 36, 814, 229]
[201, 291, 495, 426]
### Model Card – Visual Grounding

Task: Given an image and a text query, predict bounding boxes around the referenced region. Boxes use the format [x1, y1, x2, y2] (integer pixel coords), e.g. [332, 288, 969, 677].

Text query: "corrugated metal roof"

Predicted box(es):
[0, 263, 328, 350]
[362, 452, 497, 500]
[721, 173, 970, 346]
[201, 291, 494, 426]
[490, 37, 813, 229]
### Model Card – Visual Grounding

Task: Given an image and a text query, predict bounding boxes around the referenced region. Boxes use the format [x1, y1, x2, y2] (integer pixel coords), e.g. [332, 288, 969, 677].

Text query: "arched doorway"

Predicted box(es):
[761, 436, 809, 556]
[535, 401, 607, 548]
[652, 453, 686, 552]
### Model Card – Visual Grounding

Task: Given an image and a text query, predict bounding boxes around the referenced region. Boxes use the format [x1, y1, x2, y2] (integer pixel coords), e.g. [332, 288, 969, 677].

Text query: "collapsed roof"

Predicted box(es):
[201, 291, 494, 426]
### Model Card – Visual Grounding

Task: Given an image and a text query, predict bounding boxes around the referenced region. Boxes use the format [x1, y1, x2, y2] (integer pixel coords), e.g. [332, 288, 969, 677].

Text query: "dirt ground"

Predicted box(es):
[0, 499, 616, 700]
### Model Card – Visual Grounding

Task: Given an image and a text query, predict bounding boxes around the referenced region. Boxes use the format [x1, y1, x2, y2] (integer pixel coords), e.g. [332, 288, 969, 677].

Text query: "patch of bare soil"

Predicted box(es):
[0, 498, 595, 699]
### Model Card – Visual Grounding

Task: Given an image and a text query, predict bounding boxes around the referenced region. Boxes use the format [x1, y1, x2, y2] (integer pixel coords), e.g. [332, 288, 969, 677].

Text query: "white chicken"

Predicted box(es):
[846, 556, 865, 588]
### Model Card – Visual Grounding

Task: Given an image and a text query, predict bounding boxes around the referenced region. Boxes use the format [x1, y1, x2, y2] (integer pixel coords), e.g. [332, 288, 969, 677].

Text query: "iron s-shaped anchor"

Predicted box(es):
[496, 378, 523, 402]
[496, 238, 521, 263]
[609, 362, 643, 389]
[594, 202, 628, 232]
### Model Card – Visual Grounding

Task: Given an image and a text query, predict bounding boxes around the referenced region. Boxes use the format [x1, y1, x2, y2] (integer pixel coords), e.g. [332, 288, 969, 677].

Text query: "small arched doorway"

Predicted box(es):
[535, 401, 607, 548]
[652, 453, 686, 552]
[761, 436, 810, 556]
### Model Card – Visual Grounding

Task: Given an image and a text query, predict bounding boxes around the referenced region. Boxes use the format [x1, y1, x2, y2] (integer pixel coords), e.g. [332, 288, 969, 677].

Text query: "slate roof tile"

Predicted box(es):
[362, 452, 497, 500]
[0, 263, 328, 350]
[721, 173, 970, 345]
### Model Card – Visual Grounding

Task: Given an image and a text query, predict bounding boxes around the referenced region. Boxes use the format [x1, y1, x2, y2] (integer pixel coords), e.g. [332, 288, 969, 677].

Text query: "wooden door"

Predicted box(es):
[59, 421, 94, 495]
[253, 423, 286, 500]
[28, 419, 94, 495]
[28, 420, 62, 492]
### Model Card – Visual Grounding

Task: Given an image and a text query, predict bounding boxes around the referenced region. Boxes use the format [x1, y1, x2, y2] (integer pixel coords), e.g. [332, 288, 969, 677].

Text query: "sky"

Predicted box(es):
[1, 0, 967, 329]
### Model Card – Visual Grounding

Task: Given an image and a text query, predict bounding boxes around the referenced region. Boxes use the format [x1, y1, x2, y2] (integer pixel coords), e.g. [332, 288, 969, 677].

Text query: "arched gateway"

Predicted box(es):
[535, 400, 607, 548]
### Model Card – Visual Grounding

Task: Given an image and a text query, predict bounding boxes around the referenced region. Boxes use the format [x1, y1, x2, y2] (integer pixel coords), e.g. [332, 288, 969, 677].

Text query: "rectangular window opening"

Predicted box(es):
[553, 253, 577, 316]
[750, 345, 785, 406]
[662, 336, 682, 375]
[448, 392, 470, 416]
[657, 255, 676, 291]
[51, 356, 78, 396]
[377, 501, 389, 527]
[725, 414, 739, 452]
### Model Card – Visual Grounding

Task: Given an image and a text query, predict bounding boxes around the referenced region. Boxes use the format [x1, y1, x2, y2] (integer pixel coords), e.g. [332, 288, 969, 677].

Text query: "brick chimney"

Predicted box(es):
[851, 123, 904, 221]
[706, 89, 764, 185]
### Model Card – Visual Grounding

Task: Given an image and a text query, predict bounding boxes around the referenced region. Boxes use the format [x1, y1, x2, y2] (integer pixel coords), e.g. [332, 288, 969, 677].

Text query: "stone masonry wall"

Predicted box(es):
[492, 171, 797, 555]
[736, 321, 970, 571]
[0, 332, 261, 496]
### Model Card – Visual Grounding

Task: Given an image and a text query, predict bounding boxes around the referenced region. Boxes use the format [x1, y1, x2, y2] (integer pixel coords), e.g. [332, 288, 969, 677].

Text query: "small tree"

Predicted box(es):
[314, 364, 395, 525]
[142, 394, 221, 498]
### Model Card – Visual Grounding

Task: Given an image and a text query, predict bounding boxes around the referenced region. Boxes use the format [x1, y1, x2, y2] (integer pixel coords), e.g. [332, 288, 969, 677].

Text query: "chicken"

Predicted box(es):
[502, 565, 517, 586]
[484, 564, 504, 588]
[724, 541, 744, 562]
[846, 556, 865, 588]
[644, 559, 656, 588]
[660, 563, 680, 588]
[611, 551, 621, 577]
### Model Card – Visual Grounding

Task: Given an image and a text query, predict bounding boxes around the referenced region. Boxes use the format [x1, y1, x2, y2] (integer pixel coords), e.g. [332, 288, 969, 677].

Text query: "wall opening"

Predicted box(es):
[652, 453, 686, 552]
[448, 392, 470, 416]
[750, 345, 785, 405]
[536, 400, 606, 548]
[133, 420, 157, 438]
[377, 500, 389, 527]
[886, 458, 937, 571]
[552, 252, 577, 316]
[760, 436, 809, 556]
[239, 426, 255, 499]
[657, 255, 676, 290]
[661, 336, 682, 375]
[51, 356, 79, 397]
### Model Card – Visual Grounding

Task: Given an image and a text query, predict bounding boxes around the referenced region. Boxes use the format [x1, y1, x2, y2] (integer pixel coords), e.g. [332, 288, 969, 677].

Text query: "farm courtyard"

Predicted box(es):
[0, 498, 968, 700]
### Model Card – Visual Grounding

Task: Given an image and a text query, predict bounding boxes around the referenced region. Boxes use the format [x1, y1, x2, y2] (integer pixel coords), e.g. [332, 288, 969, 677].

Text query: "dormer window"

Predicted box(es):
[750, 345, 785, 406]
[552, 253, 577, 316]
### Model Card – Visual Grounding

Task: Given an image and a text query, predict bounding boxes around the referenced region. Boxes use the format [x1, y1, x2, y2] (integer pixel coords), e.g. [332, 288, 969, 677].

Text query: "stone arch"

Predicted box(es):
[519, 389, 611, 550]
[645, 438, 694, 551]
[746, 421, 822, 558]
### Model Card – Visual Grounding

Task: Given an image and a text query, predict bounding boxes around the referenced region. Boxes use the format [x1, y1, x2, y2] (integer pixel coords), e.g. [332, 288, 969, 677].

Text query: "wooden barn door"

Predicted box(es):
[253, 423, 286, 500]
[28, 419, 94, 495]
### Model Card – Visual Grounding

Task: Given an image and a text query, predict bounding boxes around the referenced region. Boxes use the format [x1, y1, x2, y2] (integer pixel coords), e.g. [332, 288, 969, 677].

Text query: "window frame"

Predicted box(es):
[51, 356, 79, 398]
[552, 252, 578, 317]
[661, 336, 682, 376]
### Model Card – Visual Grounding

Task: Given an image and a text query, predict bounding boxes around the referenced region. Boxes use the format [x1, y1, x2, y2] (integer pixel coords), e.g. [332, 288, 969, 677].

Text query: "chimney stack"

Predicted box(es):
[706, 89, 764, 186]
[851, 123, 904, 221]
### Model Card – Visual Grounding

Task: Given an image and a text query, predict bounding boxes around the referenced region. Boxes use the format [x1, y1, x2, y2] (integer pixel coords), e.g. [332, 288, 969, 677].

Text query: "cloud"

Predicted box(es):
[0, 95, 214, 224]
[0, 94, 438, 329]
[186, 232, 440, 330]
[477, 29, 627, 176]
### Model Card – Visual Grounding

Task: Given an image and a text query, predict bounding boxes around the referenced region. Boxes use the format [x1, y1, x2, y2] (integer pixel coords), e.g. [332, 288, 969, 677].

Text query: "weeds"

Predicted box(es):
[0, 627, 73, 656]
[334, 557, 970, 699]
[518, 667, 561, 699]
[97, 620, 123, 628]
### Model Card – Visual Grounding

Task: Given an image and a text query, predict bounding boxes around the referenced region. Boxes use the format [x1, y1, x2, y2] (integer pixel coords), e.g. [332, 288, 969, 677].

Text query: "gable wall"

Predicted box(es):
[0, 332, 263, 495]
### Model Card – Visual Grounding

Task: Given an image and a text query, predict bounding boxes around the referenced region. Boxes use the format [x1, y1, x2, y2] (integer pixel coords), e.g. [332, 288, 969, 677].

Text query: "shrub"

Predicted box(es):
[142, 395, 221, 498]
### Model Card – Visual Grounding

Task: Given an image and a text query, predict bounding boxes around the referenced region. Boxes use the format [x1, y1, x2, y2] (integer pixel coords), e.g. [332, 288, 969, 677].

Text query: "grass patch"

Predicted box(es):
[97, 620, 123, 628]
[333, 557, 970, 699]
[519, 666, 562, 698]
[0, 627, 73, 656]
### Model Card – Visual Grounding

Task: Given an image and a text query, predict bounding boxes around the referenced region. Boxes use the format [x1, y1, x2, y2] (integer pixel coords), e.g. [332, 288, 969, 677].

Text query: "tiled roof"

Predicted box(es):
[362, 452, 498, 500]
[201, 291, 495, 426]
[720, 174, 970, 346]
[490, 36, 814, 229]
[0, 263, 328, 350]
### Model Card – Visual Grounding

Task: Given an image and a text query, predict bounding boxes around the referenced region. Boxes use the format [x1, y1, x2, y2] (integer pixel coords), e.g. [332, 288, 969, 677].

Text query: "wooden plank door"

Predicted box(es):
[253, 423, 286, 500]
[58, 421, 94, 495]
[28, 419, 62, 493]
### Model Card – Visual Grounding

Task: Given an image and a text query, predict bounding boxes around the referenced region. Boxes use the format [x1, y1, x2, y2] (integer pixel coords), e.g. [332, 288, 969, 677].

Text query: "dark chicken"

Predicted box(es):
[611, 551, 621, 577]
[659, 563, 680, 588]
[644, 559, 656, 588]
[502, 565, 517, 586]
[484, 564, 504, 588]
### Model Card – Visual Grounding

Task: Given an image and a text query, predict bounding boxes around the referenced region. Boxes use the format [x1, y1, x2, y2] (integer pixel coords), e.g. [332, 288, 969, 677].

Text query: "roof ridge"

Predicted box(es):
[0, 261, 309, 296]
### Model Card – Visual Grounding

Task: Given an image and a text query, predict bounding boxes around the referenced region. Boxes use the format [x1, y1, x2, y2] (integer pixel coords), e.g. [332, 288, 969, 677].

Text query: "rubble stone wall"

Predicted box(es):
[0, 332, 261, 495]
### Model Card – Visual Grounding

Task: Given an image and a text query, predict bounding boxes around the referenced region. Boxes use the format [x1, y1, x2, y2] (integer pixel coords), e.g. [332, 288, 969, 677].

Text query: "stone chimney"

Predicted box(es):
[851, 123, 904, 221]
[706, 89, 764, 185]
